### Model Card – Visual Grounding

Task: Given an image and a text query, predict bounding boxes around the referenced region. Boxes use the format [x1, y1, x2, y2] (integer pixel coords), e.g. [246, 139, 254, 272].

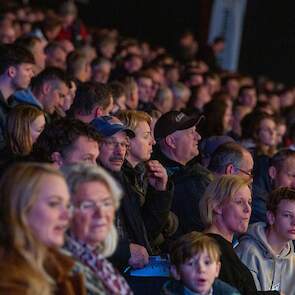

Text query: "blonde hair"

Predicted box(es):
[170, 232, 220, 270]
[117, 110, 152, 131]
[199, 175, 250, 228]
[0, 162, 64, 294]
[62, 164, 122, 257]
[7, 105, 44, 155]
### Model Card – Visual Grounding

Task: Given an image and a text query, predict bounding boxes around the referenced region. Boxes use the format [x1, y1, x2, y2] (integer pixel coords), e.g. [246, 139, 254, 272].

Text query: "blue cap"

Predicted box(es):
[90, 116, 135, 138]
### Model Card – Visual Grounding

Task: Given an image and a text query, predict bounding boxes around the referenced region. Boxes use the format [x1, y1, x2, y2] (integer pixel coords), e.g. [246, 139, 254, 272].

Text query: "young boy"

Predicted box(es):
[162, 232, 240, 295]
[236, 187, 295, 294]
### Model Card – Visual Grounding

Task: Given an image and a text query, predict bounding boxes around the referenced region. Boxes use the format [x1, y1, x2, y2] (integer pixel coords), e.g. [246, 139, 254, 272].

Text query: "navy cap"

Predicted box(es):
[90, 116, 135, 138]
[154, 111, 204, 141]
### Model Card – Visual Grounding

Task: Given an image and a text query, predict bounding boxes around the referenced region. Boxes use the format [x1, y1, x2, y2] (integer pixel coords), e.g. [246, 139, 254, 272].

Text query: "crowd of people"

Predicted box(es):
[0, 1, 295, 294]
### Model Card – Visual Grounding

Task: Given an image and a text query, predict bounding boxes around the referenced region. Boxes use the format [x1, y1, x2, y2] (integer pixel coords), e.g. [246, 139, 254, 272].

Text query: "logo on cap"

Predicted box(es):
[175, 112, 185, 122]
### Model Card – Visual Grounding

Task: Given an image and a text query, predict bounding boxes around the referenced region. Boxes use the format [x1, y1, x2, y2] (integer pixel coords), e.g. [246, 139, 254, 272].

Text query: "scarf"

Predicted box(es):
[64, 235, 133, 295]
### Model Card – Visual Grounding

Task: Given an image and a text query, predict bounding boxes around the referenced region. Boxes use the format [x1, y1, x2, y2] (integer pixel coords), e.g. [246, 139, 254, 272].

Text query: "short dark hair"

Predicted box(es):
[0, 44, 35, 75]
[108, 81, 126, 102]
[31, 118, 100, 163]
[208, 142, 245, 173]
[270, 149, 295, 171]
[267, 187, 295, 213]
[31, 67, 69, 92]
[14, 35, 42, 52]
[70, 81, 111, 115]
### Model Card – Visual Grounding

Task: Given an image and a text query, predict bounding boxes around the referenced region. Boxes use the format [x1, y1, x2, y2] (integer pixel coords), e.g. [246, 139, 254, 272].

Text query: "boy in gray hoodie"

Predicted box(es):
[236, 187, 295, 294]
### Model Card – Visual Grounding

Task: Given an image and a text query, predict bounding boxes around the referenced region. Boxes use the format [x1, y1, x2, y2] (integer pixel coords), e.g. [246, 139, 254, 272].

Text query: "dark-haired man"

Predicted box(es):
[0, 44, 35, 150]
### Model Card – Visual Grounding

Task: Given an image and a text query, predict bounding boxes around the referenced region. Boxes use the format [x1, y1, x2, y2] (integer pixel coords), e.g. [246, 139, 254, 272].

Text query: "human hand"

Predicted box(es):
[146, 160, 168, 191]
[128, 243, 149, 269]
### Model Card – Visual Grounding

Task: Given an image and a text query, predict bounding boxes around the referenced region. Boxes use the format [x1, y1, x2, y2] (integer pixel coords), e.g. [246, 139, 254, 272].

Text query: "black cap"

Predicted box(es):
[154, 111, 204, 141]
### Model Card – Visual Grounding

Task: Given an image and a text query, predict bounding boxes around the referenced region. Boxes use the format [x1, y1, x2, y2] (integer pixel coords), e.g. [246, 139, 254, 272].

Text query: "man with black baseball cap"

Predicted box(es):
[152, 111, 212, 236]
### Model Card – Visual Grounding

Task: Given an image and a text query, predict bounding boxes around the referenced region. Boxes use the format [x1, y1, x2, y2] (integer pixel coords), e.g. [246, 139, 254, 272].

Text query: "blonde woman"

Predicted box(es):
[0, 162, 86, 294]
[200, 175, 278, 295]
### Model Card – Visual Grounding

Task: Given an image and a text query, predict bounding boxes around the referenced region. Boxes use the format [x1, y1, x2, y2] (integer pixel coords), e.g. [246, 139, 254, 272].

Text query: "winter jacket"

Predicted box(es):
[235, 222, 295, 294]
[161, 278, 241, 295]
[152, 147, 213, 236]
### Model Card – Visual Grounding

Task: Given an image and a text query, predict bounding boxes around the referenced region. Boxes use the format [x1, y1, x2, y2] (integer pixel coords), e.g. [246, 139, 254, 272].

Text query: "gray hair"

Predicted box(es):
[62, 164, 122, 257]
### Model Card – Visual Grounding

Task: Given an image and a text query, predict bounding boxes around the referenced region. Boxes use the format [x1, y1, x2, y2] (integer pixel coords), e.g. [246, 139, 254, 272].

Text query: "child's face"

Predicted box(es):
[267, 199, 295, 242]
[173, 251, 220, 295]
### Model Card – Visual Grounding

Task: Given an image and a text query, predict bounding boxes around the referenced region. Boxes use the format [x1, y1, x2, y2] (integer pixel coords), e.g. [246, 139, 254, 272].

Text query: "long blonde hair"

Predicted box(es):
[0, 162, 64, 294]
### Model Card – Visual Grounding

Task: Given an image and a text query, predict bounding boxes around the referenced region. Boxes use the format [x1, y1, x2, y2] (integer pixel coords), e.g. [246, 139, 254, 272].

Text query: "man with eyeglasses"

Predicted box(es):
[208, 142, 254, 182]
[91, 116, 172, 276]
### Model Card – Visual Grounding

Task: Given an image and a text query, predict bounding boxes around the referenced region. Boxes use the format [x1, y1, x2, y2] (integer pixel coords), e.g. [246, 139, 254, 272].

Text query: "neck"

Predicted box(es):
[205, 222, 234, 243]
[0, 79, 15, 101]
[161, 147, 188, 166]
[266, 226, 288, 255]
[126, 155, 140, 168]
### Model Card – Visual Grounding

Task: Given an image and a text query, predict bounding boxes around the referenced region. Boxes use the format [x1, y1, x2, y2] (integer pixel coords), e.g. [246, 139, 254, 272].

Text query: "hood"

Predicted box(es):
[239, 222, 293, 260]
[14, 89, 43, 109]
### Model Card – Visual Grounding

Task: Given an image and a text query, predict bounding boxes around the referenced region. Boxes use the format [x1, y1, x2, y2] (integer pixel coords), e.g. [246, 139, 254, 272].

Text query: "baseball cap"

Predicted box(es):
[154, 111, 204, 141]
[90, 116, 135, 138]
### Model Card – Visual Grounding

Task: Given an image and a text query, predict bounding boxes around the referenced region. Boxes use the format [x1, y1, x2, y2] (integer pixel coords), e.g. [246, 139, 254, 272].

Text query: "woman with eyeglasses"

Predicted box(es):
[199, 175, 279, 295]
[62, 164, 132, 295]
[0, 162, 87, 294]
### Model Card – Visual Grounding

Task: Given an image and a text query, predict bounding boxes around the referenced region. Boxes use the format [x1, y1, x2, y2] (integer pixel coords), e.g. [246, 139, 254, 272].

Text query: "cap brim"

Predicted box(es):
[178, 114, 205, 131]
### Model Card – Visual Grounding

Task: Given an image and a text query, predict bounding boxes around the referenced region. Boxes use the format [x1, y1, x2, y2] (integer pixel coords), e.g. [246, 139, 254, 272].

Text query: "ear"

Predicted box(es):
[51, 152, 64, 168]
[7, 66, 16, 78]
[165, 134, 176, 149]
[215, 261, 221, 278]
[42, 82, 52, 95]
[225, 163, 235, 175]
[266, 210, 275, 226]
[213, 202, 223, 215]
[170, 265, 180, 280]
[268, 166, 277, 180]
[94, 106, 103, 117]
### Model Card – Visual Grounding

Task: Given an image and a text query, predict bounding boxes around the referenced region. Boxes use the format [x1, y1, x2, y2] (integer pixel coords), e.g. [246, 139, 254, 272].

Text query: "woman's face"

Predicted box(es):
[258, 118, 277, 147]
[220, 185, 252, 235]
[30, 114, 45, 143]
[72, 181, 115, 247]
[27, 175, 71, 247]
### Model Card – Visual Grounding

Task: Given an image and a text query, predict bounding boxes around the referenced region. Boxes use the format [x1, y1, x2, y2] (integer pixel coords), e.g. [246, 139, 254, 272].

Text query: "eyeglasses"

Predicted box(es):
[76, 200, 114, 214]
[235, 167, 253, 178]
[102, 139, 129, 150]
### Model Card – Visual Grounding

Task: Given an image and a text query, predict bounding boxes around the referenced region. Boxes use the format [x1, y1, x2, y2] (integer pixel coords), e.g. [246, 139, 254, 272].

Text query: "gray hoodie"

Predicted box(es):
[235, 222, 295, 294]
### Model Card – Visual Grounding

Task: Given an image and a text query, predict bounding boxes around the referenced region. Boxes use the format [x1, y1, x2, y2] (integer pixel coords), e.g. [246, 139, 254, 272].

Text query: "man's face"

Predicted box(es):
[235, 151, 254, 181]
[62, 135, 99, 166]
[12, 63, 34, 90]
[44, 81, 69, 114]
[273, 158, 295, 189]
[172, 126, 201, 165]
[46, 47, 67, 70]
[137, 77, 153, 102]
[99, 131, 129, 172]
[32, 40, 46, 73]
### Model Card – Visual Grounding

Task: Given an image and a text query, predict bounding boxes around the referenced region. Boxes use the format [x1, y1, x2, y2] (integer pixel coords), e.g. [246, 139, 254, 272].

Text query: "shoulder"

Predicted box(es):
[213, 279, 241, 294]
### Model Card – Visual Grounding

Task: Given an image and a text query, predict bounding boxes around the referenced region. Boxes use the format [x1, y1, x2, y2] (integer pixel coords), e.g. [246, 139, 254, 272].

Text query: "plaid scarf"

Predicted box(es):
[64, 235, 133, 295]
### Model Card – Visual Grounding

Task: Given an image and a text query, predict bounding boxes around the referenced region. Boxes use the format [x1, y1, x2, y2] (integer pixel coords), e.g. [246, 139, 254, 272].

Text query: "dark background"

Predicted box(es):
[32, 0, 295, 85]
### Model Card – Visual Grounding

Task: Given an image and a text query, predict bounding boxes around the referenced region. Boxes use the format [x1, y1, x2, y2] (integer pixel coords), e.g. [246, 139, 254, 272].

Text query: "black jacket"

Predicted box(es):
[122, 161, 174, 247]
[152, 147, 212, 236]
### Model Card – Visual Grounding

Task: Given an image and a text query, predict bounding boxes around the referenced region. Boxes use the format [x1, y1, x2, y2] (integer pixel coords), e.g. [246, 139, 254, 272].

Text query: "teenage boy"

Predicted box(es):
[236, 187, 295, 294]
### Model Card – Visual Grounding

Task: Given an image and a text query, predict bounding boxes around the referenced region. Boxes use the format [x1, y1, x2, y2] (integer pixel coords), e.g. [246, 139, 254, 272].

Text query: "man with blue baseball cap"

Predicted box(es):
[91, 115, 171, 276]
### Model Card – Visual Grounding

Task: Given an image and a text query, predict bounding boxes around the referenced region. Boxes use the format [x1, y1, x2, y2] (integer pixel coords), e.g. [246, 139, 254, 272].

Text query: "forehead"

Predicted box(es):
[72, 135, 98, 151]
[107, 131, 128, 141]
[277, 199, 295, 212]
[232, 185, 251, 198]
[260, 118, 275, 127]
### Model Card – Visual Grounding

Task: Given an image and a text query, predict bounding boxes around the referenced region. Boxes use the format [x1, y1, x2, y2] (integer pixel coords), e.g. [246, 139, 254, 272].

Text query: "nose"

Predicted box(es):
[244, 202, 251, 214]
[195, 261, 205, 273]
[195, 131, 201, 141]
[93, 205, 103, 217]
